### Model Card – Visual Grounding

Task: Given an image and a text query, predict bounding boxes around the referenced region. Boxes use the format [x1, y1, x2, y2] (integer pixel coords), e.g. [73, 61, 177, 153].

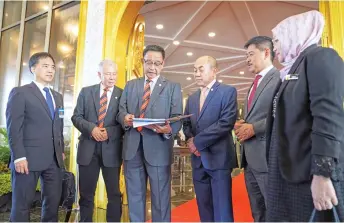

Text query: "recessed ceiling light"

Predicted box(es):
[156, 24, 164, 30]
[219, 79, 223, 83]
[5, 13, 8, 17]
[173, 41, 180, 45]
[22, 62, 27, 66]
[187, 52, 193, 56]
[240, 71, 244, 75]
[43, 5, 49, 10]
[186, 77, 192, 80]
[208, 32, 216, 37]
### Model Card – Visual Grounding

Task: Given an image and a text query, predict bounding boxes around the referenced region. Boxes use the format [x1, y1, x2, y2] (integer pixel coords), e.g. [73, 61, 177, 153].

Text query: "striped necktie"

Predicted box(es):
[98, 88, 108, 128]
[137, 79, 152, 132]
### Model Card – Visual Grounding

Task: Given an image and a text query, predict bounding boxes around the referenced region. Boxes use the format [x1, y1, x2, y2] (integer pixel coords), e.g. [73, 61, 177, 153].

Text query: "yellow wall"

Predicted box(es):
[320, 0, 344, 58]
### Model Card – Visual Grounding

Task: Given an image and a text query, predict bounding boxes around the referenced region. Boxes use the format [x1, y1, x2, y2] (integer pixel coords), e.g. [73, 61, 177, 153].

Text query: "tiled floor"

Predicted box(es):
[0, 147, 242, 222]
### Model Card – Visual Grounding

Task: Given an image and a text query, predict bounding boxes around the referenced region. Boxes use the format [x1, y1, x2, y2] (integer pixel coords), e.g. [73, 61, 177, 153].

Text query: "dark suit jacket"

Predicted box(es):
[183, 82, 238, 170]
[6, 82, 64, 171]
[71, 84, 124, 167]
[117, 76, 183, 166]
[241, 67, 280, 172]
[266, 45, 344, 183]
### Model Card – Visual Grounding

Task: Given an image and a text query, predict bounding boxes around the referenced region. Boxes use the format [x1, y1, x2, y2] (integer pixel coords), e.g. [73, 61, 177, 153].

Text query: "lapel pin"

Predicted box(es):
[159, 84, 162, 87]
[115, 96, 118, 99]
[211, 88, 213, 91]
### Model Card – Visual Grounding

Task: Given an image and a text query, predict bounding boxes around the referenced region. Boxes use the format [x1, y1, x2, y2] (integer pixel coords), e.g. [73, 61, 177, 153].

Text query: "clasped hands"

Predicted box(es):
[234, 119, 255, 143]
[187, 138, 200, 157]
[91, 127, 108, 141]
[124, 114, 172, 134]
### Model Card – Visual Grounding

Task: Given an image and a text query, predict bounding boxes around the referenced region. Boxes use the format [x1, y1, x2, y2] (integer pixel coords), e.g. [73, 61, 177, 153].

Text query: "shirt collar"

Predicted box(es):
[100, 83, 114, 93]
[257, 65, 274, 78]
[202, 79, 216, 90]
[145, 75, 160, 84]
[33, 81, 51, 91]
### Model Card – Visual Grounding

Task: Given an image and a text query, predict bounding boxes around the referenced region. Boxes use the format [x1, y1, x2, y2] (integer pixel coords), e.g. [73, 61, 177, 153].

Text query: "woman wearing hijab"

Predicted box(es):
[266, 10, 344, 221]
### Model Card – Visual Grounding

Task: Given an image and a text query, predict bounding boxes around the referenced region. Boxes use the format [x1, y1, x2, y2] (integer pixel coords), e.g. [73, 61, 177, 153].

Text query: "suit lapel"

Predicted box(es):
[92, 84, 101, 116]
[51, 90, 61, 121]
[244, 82, 253, 118]
[29, 82, 52, 120]
[197, 82, 220, 122]
[146, 76, 167, 112]
[195, 90, 201, 120]
[104, 86, 120, 123]
[245, 68, 276, 119]
[137, 77, 145, 113]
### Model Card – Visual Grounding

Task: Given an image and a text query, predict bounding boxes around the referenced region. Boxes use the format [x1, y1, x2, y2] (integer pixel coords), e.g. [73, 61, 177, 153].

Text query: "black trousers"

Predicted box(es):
[79, 143, 121, 222]
[10, 159, 62, 222]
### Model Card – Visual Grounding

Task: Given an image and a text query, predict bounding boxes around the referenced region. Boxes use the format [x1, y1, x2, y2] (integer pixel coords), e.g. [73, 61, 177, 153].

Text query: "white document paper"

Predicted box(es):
[132, 114, 193, 128]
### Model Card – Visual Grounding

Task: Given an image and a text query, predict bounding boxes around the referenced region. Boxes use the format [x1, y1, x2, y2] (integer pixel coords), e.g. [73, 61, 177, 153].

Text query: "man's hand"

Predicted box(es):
[187, 138, 200, 157]
[100, 128, 108, 140]
[91, 127, 107, 141]
[124, 114, 135, 127]
[234, 119, 245, 130]
[235, 123, 255, 143]
[62, 153, 66, 160]
[150, 121, 172, 134]
[311, 175, 338, 211]
[15, 159, 29, 174]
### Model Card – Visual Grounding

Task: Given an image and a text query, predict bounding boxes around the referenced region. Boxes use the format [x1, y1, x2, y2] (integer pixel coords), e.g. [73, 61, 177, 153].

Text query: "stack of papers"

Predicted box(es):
[133, 114, 193, 128]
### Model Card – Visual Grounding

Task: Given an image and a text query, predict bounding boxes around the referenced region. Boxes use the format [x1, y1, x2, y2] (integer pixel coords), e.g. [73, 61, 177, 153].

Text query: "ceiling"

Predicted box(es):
[140, 1, 318, 102]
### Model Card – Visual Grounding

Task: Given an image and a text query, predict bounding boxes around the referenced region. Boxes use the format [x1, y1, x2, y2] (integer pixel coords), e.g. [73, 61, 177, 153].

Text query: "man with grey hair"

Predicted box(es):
[72, 59, 124, 222]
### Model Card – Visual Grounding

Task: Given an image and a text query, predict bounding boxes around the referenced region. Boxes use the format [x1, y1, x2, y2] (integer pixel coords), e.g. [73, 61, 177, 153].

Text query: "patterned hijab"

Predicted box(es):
[272, 10, 325, 81]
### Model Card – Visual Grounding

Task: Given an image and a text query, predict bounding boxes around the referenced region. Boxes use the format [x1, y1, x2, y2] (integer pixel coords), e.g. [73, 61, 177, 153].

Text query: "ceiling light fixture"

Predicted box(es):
[156, 24, 164, 30]
[186, 77, 192, 80]
[43, 5, 49, 10]
[239, 71, 244, 75]
[208, 32, 216, 37]
[173, 41, 180, 45]
[187, 52, 193, 56]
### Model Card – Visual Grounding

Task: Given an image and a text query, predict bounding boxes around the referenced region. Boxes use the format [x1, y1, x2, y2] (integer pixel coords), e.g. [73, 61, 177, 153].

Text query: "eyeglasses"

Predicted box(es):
[143, 59, 163, 67]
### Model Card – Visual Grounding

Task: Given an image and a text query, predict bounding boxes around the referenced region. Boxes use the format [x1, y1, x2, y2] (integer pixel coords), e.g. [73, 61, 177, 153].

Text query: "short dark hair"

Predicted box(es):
[244, 36, 275, 62]
[143, 45, 165, 60]
[29, 52, 55, 74]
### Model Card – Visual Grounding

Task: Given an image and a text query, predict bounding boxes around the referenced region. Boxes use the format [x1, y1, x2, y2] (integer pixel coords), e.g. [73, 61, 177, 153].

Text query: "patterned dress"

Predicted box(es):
[266, 93, 344, 222]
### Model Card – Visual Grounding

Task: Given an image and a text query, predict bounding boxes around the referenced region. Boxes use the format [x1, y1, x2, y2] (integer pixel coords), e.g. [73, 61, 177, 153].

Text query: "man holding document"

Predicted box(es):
[117, 45, 183, 222]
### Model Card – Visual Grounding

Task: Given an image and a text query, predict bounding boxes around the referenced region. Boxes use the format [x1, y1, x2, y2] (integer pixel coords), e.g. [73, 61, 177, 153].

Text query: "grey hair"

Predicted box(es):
[98, 59, 117, 73]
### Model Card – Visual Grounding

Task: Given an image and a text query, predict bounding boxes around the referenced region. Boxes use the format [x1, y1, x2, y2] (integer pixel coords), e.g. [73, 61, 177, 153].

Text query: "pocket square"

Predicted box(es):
[285, 73, 299, 80]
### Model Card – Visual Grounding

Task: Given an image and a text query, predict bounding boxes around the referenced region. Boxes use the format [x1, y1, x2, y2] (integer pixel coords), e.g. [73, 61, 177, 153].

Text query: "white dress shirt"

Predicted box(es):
[14, 81, 56, 164]
[144, 75, 160, 93]
[100, 84, 114, 109]
[248, 65, 274, 98]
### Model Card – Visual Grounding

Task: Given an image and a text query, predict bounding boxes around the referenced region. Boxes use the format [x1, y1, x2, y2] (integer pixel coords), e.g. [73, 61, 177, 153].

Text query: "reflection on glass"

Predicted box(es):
[20, 14, 47, 86]
[2, 1, 22, 27]
[26, 0, 49, 17]
[49, 1, 80, 170]
[53, 0, 64, 6]
[0, 26, 20, 126]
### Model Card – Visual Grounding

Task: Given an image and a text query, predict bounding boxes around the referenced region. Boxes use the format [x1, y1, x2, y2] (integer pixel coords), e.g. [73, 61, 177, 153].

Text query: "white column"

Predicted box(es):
[82, 0, 106, 87]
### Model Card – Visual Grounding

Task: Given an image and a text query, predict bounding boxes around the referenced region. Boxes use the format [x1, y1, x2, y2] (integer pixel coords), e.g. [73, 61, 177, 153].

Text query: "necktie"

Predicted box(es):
[43, 87, 55, 119]
[247, 74, 262, 110]
[98, 88, 108, 128]
[199, 87, 208, 111]
[138, 79, 151, 132]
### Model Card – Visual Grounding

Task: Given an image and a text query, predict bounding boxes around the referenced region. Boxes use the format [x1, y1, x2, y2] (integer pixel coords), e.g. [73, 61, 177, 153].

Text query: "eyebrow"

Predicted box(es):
[194, 65, 204, 69]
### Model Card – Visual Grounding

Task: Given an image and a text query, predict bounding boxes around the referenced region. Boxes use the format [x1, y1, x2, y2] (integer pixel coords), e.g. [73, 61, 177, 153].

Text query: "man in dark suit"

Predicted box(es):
[183, 56, 238, 222]
[234, 36, 280, 222]
[6, 52, 64, 222]
[71, 59, 123, 222]
[117, 45, 183, 222]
